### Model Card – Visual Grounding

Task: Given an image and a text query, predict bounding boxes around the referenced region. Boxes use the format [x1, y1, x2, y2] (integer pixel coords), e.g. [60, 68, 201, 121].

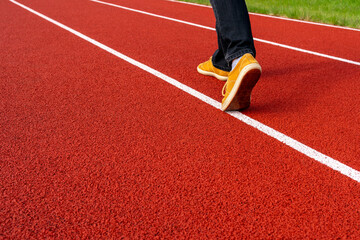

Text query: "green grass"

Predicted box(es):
[180, 0, 360, 29]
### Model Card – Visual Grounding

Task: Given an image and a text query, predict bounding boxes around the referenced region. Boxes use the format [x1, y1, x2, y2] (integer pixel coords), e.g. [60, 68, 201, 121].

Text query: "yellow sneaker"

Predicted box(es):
[221, 53, 262, 111]
[197, 57, 229, 81]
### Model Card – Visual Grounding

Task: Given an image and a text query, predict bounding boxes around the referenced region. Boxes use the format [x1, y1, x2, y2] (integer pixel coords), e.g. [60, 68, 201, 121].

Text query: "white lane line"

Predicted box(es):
[9, 0, 360, 183]
[166, 0, 212, 8]
[166, 0, 360, 32]
[90, 0, 214, 31]
[90, 0, 360, 66]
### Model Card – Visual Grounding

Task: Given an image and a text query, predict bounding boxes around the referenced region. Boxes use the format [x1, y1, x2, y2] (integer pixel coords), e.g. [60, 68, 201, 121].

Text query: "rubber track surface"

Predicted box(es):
[1, 0, 360, 238]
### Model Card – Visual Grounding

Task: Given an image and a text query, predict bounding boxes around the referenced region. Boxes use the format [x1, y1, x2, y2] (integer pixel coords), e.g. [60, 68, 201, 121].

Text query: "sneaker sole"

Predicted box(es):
[221, 63, 262, 111]
[197, 66, 228, 81]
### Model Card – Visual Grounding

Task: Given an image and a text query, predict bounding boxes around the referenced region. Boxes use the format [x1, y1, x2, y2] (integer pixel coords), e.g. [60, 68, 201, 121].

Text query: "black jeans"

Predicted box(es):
[210, 0, 256, 71]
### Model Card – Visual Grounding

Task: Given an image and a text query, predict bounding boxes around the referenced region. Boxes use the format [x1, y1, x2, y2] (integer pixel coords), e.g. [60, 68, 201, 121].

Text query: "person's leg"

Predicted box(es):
[210, 0, 256, 71]
[209, 0, 261, 111]
[198, 0, 261, 111]
[211, 23, 230, 72]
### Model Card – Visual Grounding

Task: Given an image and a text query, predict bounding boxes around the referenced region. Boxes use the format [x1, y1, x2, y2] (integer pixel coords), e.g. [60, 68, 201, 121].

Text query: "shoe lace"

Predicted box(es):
[222, 82, 227, 96]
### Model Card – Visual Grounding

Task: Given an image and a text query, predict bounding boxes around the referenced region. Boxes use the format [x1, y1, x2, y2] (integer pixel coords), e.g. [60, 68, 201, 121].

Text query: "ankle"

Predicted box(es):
[231, 57, 241, 71]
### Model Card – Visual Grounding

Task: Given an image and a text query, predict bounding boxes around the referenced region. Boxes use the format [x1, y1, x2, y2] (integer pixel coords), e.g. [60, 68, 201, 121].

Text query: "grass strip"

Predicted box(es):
[179, 0, 360, 29]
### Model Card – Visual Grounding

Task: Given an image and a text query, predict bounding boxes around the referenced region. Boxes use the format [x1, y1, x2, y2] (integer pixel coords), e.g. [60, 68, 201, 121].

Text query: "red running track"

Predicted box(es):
[1, 0, 360, 238]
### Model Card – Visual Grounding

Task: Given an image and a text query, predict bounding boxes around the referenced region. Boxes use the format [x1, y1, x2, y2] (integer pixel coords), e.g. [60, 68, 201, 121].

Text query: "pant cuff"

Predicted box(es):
[226, 49, 255, 63]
